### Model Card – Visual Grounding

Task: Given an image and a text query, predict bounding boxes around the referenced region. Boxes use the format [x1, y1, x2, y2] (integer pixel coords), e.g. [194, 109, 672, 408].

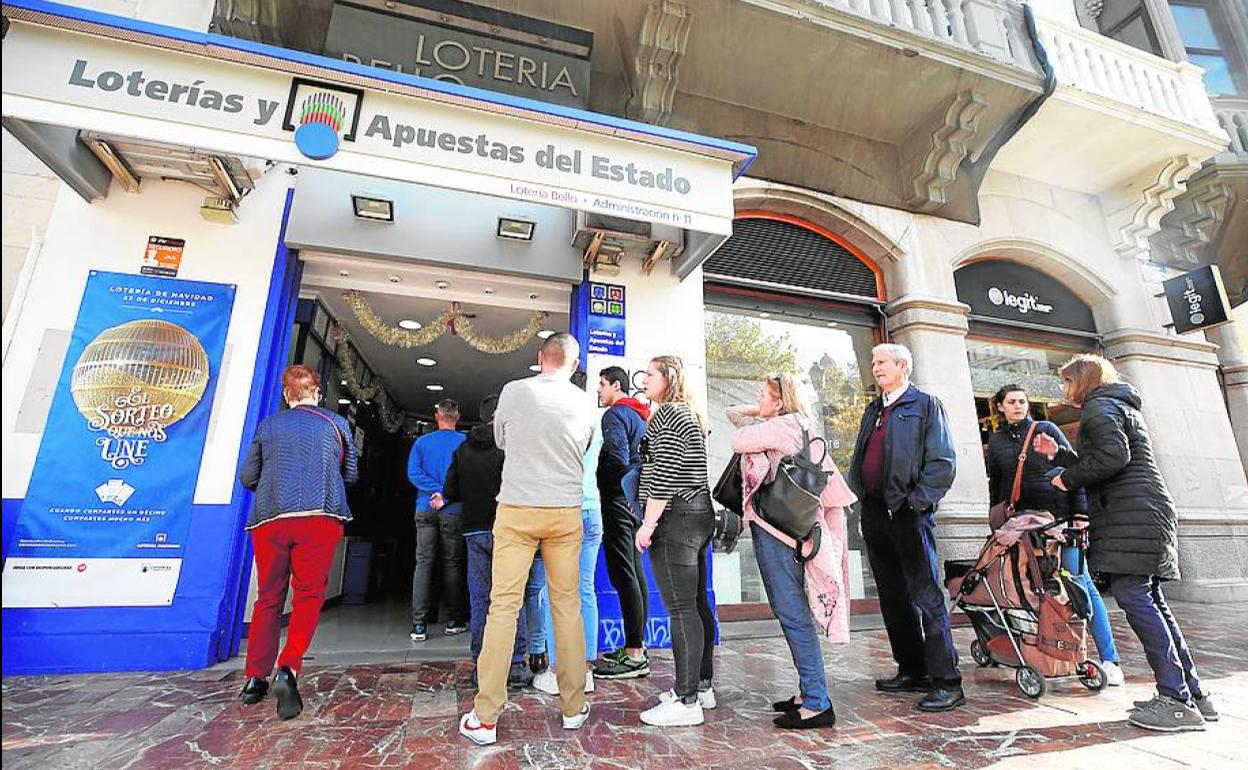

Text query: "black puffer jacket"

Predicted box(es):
[443, 423, 504, 534]
[1054, 383, 1179, 579]
[987, 416, 1086, 517]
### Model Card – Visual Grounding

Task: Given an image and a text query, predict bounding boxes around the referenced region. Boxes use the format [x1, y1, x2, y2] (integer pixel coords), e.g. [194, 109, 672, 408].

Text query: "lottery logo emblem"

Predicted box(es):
[294, 92, 348, 160]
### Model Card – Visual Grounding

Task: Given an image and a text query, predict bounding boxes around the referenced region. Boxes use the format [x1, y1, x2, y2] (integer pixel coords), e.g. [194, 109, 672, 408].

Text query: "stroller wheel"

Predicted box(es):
[970, 639, 992, 668]
[1016, 666, 1046, 699]
[1078, 660, 1107, 691]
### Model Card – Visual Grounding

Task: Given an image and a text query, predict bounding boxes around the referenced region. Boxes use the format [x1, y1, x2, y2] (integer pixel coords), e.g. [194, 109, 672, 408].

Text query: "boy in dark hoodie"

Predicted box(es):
[444, 395, 540, 689]
[591, 366, 654, 679]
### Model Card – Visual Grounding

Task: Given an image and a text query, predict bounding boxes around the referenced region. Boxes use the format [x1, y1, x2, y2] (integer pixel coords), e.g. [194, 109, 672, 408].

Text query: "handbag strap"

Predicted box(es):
[295, 405, 345, 466]
[1009, 422, 1038, 508]
[798, 424, 830, 466]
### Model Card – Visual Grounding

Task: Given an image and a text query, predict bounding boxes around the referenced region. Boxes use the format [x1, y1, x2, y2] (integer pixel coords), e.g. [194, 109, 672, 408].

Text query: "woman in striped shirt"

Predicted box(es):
[634, 355, 716, 727]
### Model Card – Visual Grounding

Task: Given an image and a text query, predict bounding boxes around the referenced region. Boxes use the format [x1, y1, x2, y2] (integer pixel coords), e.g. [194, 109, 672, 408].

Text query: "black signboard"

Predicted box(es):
[1163, 265, 1232, 334]
[955, 260, 1097, 333]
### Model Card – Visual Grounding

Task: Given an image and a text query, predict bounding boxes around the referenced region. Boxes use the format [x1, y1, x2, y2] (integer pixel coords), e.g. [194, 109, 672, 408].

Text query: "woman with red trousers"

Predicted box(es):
[237, 364, 359, 719]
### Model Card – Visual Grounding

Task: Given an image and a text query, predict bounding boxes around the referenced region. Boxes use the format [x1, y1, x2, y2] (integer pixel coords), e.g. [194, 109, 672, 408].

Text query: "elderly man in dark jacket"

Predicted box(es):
[1037, 357, 1215, 732]
[848, 343, 960, 712]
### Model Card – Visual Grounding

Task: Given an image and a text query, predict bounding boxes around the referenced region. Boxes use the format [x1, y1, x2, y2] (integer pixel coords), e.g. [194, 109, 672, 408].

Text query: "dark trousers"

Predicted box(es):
[465, 532, 543, 664]
[246, 516, 343, 678]
[860, 497, 961, 687]
[412, 507, 467, 625]
[601, 493, 650, 650]
[1108, 573, 1204, 703]
[649, 493, 716, 701]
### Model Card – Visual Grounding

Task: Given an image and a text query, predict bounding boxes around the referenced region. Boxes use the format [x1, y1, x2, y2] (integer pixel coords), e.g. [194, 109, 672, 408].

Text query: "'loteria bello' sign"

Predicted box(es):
[1, 9, 751, 236]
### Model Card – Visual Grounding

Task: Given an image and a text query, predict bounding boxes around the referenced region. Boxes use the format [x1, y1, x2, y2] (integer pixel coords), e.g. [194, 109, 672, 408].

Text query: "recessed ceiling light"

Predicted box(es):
[759, 311, 771, 318]
[416, 357, 437, 366]
[484, 287, 496, 294]
[528, 292, 539, 299]
[826, 321, 838, 327]
[340, 379, 347, 385]
[338, 398, 352, 404]
[398, 319, 422, 330]
[426, 384, 444, 391]
[529, 365, 542, 372]
[436, 281, 450, 290]
[339, 270, 350, 277]
[388, 275, 401, 283]
[537, 329, 556, 339]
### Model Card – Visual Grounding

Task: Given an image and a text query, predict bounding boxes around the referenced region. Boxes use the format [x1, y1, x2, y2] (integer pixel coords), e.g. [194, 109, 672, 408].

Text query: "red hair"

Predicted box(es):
[282, 364, 321, 402]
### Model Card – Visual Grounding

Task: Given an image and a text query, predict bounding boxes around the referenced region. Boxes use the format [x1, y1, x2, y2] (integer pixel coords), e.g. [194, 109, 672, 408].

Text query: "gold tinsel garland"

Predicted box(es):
[329, 322, 420, 436]
[341, 290, 548, 355]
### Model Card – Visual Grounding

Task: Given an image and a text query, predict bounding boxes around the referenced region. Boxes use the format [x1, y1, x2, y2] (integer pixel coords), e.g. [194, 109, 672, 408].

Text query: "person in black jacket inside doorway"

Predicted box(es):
[1035, 354, 1217, 732]
[847, 343, 962, 713]
[444, 395, 541, 689]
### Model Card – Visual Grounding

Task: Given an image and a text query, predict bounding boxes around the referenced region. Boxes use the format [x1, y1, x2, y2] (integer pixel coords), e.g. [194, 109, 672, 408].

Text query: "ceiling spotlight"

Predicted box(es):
[351, 194, 394, 222]
[340, 379, 347, 385]
[529, 364, 542, 372]
[528, 292, 540, 300]
[426, 384, 445, 391]
[339, 270, 350, 277]
[416, 357, 437, 366]
[484, 287, 496, 295]
[537, 329, 556, 339]
[436, 280, 450, 290]
[497, 217, 536, 241]
[388, 275, 402, 283]
[398, 319, 423, 330]
[338, 397, 352, 405]
[759, 311, 771, 318]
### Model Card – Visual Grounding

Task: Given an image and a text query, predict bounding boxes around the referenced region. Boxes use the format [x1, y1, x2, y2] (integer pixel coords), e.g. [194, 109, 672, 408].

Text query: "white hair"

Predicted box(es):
[873, 343, 913, 374]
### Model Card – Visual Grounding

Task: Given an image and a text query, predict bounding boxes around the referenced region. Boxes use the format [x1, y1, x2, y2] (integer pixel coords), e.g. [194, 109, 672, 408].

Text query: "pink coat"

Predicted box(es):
[730, 411, 857, 644]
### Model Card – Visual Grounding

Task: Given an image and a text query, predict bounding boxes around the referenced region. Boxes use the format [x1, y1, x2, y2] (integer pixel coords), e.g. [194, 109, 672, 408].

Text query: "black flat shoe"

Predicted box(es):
[875, 673, 931, 693]
[272, 666, 303, 720]
[774, 705, 837, 729]
[239, 677, 268, 705]
[772, 696, 800, 713]
[917, 686, 966, 712]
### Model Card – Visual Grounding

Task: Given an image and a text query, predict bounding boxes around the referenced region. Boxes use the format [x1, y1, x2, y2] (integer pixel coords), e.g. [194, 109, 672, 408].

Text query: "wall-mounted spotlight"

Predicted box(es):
[352, 194, 394, 222]
[497, 217, 536, 241]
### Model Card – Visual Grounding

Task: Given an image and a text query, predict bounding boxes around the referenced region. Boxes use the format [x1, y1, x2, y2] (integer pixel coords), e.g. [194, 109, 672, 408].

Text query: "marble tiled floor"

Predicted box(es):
[4, 602, 1245, 770]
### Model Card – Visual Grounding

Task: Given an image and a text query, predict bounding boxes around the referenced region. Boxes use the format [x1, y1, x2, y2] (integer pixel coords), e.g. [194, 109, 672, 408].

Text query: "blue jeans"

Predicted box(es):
[524, 553, 548, 656]
[534, 508, 604, 662]
[752, 523, 831, 712]
[1060, 546, 1119, 664]
[465, 532, 544, 664]
[1108, 574, 1204, 703]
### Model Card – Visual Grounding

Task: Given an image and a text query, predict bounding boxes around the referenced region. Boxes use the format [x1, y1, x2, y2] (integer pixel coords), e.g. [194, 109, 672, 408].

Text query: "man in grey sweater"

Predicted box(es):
[459, 332, 598, 746]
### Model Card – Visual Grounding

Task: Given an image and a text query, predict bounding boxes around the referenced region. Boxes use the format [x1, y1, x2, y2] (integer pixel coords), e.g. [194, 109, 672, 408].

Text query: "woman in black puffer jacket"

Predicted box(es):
[1034, 355, 1215, 733]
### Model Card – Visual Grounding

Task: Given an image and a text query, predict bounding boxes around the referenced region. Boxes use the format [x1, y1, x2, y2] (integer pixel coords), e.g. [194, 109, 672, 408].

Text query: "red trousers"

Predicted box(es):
[245, 516, 343, 678]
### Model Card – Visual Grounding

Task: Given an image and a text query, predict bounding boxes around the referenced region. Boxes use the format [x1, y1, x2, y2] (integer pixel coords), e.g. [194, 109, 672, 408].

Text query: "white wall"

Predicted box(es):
[1, 171, 292, 504]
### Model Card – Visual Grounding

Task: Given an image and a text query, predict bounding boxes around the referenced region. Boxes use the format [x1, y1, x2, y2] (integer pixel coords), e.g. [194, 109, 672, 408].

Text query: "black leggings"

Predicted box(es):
[650, 492, 716, 702]
[601, 494, 650, 650]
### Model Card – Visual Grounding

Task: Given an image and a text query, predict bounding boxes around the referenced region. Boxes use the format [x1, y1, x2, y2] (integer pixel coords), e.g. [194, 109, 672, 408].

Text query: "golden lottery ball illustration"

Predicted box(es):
[71, 319, 210, 427]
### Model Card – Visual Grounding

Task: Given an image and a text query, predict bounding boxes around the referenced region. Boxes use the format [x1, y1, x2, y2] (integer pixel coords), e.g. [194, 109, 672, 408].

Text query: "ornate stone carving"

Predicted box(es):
[629, 0, 693, 125]
[1112, 155, 1203, 259]
[908, 90, 988, 212]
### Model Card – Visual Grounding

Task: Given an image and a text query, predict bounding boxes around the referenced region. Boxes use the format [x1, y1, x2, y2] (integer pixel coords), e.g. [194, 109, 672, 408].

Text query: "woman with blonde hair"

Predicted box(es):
[1034, 354, 1215, 732]
[727, 373, 856, 729]
[633, 354, 716, 727]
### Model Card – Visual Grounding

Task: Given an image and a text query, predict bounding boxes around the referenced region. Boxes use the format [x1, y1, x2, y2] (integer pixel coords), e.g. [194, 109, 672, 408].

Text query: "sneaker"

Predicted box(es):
[593, 653, 650, 679]
[1128, 695, 1205, 732]
[529, 652, 549, 674]
[1100, 660, 1125, 686]
[1193, 695, 1219, 722]
[409, 623, 427, 642]
[444, 621, 468, 637]
[459, 710, 497, 745]
[562, 702, 591, 730]
[506, 662, 534, 690]
[660, 687, 717, 710]
[532, 668, 594, 694]
[640, 697, 704, 727]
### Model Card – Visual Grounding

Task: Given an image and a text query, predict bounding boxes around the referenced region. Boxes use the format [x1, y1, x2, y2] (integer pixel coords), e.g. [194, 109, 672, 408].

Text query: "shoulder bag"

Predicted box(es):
[755, 427, 830, 545]
[988, 422, 1037, 531]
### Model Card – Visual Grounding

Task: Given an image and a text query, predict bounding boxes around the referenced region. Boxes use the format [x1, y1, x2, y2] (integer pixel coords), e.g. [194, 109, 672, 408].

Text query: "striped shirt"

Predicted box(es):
[639, 402, 709, 505]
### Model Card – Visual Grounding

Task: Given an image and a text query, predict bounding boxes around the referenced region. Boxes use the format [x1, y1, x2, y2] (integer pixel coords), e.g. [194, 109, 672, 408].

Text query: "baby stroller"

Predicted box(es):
[945, 512, 1107, 699]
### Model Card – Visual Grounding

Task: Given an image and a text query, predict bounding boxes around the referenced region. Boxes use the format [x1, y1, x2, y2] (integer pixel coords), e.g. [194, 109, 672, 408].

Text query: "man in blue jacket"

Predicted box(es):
[848, 344, 961, 712]
[408, 398, 468, 642]
[591, 366, 652, 679]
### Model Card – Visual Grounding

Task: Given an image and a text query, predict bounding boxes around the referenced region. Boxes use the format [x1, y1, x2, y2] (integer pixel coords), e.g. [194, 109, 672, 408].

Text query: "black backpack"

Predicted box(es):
[755, 427, 831, 562]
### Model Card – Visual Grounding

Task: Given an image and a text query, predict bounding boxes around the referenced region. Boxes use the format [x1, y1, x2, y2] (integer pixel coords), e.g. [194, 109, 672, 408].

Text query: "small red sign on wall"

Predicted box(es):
[141, 236, 185, 277]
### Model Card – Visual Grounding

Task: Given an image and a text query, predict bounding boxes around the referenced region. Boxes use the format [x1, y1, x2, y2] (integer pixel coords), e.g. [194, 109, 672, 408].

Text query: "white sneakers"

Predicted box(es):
[532, 668, 595, 695]
[458, 711, 497, 746]
[641, 697, 705, 726]
[562, 702, 591, 730]
[1101, 660, 1125, 686]
[659, 687, 717, 710]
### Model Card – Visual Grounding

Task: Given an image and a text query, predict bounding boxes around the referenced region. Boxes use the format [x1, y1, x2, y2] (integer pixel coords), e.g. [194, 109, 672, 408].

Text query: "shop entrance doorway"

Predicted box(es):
[244, 253, 571, 661]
